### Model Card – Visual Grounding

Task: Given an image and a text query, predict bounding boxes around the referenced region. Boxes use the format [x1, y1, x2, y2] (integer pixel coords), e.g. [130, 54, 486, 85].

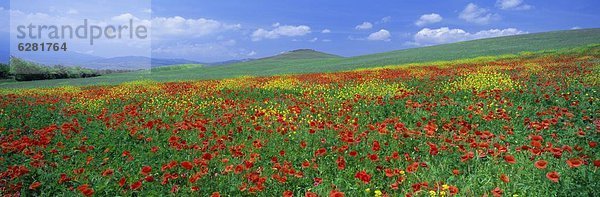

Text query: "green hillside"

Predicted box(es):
[2, 28, 599, 89]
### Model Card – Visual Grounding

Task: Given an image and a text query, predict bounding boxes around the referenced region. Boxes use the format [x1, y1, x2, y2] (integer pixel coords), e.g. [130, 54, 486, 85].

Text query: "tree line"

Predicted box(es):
[0, 57, 129, 81]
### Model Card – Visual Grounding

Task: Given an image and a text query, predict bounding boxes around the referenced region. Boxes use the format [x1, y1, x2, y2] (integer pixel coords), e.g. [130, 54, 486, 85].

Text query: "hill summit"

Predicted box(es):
[262, 49, 342, 60]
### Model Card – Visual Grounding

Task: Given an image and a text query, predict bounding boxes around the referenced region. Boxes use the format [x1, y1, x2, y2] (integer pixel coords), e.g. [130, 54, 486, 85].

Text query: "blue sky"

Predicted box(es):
[2, 0, 599, 62]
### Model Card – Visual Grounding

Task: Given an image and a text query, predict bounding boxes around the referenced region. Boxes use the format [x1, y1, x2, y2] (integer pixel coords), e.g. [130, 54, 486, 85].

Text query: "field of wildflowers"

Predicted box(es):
[0, 51, 599, 196]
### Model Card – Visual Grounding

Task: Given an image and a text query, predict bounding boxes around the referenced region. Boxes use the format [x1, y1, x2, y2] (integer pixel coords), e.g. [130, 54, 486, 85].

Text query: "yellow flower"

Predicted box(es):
[374, 190, 382, 197]
[365, 188, 371, 193]
[429, 190, 437, 197]
[442, 184, 449, 190]
[399, 170, 405, 175]
[440, 191, 447, 197]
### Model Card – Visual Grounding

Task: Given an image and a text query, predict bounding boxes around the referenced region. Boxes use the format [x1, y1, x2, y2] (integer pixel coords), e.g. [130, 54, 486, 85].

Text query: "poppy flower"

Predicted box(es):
[181, 161, 194, 170]
[283, 190, 294, 197]
[211, 192, 221, 197]
[500, 174, 509, 183]
[29, 181, 41, 190]
[535, 160, 548, 169]
[140, 166, 151, 176]
[546, 171, 560, 183]
[594, 160, 600, 167]
[566, 157, 583, 168]
[355, 170, 372, 184]
[131, 181, 142, 190]
[329, 190, 345, 197]
[102, 169, 114, 176]
[305, 191, 318, 197]
[491, 187, 503, 197]
[119, 177, 127, 187]
[452, 169, 460, 175]
[503, 155, 516, 164]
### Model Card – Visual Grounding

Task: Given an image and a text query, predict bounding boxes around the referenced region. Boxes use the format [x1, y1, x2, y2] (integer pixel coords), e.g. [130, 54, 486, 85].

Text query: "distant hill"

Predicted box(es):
[260, 49, 342, 60]
[14, 51, 104, 67]
[82, 56, 201, 70]
[9, 52, 201, 70]
[2, 28, 600, 88]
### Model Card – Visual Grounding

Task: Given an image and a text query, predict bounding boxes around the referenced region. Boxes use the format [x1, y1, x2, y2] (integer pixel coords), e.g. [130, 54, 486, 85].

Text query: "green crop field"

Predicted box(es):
[1, 28, 599, 89]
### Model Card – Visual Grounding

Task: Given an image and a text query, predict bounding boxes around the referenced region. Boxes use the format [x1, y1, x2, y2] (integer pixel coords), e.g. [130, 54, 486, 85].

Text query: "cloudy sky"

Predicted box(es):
[1, 0, 599, 62]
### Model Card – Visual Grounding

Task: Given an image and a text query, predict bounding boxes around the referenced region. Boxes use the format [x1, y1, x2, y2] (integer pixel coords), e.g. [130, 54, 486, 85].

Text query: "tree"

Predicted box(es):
[0, 63, 9, 79]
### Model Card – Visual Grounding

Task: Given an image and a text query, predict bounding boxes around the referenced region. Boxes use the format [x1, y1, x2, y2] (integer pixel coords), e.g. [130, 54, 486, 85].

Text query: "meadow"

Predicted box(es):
[0, 44, 598, 196]
[1, 28, 599, 89]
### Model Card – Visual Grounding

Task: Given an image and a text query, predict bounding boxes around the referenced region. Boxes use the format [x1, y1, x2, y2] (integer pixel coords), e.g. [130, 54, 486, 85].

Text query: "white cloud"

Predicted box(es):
[379, 16, 392, 24]
[415, 13, 443, 26]
[367, 29, 391, 41]
[251, 25, 311, 41]
[355, 22, 373, 30]
[309, 37, 318, 42]
[411, 27, 526, 46]
[321, 29, 331, 33]
[571, 26, 581, 30]
[272, 22, 280, 27]
[152, 16, 241, 38]
[496, 0, 532, 10]
[322, 39, 332, 42]
[142, 8, 152, 14]
[459, 3, 500, 24]
[247, 51, 257, 56]
[67, 9, 79, 14]
[112, 13, 139, 22]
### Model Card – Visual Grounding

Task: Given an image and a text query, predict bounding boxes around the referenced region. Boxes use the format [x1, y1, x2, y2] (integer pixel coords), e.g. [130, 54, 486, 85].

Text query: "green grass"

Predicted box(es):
[1, 28, 599, 89]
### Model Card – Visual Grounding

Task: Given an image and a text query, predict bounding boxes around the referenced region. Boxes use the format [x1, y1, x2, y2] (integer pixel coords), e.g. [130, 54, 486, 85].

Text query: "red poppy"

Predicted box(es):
[211, 192, 221, 197]
[181, 161, 194, 170]
[500, 174, 509, 183]
[102, 169, 114, 176]
[594, 160, 600, 167]
[283, 190, 294, 197]
[503, 155, 516, 164]
[305, 191, 318, 197]
[336, 156, 346, 170]
[491, 187, 503, 197]
[372, 140, 381, 151]
[329, 190, 345, 197]
[448, 185, 459, 195]
[534, 160, 548, 169]
[546, 171, 560, 183]
[566, 157, 583, 168]
[131, 181, 142, 190]
[354, 170, 372, 184]
[452, 169, 460, 175]
[29, 181, 41, 190]
[77, 184, 94, 197]
[315, 148, 327, 156]
[119, 177, 127, 187]
[141, 166, 152, 175]
[145, 175, 154, 182]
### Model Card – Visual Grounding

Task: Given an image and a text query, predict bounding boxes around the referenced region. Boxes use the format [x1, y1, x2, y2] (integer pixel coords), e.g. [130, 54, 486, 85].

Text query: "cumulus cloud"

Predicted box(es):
[321, 29, 331, 33]
[415, 13, 443, 26]
[367, 29, 391, 41]
[459, 3, 500, 24]
[410, 27, 525, 46]
[496, 0, 532, 10]
[571, 26, 581, 30]
[355, 22, 373, 30]
[379, 16, 392, 24]
[251, 25, 311, 41]
[152, 16, 241, 38]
